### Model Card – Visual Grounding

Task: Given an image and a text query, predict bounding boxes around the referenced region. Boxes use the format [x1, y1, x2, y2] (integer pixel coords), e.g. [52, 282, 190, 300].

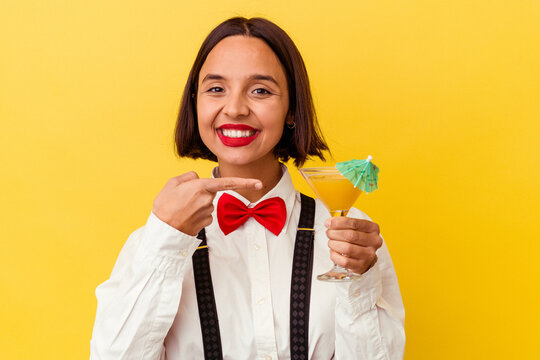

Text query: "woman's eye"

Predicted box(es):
[208, 87, 224, 93]
[253, 88, 271, 95]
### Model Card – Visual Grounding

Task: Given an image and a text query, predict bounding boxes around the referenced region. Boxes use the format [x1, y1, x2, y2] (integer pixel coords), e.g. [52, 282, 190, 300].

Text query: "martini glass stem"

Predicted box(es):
[316, 210, 363, 282]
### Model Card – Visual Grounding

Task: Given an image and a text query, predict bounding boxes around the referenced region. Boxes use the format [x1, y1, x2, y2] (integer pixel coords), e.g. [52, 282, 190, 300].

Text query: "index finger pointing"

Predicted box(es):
[202, 177, 263, 193]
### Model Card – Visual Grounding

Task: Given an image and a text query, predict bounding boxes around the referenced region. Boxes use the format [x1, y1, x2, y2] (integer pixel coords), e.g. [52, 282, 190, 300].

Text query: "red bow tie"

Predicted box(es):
[217, 193, 287, 236]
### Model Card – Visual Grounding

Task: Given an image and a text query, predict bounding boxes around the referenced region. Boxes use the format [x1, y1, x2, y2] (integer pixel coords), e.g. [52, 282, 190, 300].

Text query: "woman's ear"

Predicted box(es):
[285, 112, 295, 129]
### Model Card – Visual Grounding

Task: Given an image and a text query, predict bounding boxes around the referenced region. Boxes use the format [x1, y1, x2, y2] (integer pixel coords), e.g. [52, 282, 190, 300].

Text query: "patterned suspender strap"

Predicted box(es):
[290, 193, 316, 360]
[192, 229, 223, 360]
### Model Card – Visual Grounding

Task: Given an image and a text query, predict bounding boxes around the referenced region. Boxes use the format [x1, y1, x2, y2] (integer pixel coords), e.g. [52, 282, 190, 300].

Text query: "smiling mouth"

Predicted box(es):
[217, 125, 260, 147]
[219, 128, 257, 138]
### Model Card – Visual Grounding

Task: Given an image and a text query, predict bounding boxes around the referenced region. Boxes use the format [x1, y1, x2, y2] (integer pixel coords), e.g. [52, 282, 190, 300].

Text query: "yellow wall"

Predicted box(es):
[1, 1, 538, 358]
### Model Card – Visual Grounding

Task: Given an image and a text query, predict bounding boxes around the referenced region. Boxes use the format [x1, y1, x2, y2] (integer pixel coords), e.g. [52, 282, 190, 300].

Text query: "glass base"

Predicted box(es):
[317, 264, 362, 282]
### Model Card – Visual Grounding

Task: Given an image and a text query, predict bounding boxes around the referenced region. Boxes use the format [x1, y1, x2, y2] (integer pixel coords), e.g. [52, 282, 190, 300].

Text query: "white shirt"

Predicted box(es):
[90, 166, 405, 359]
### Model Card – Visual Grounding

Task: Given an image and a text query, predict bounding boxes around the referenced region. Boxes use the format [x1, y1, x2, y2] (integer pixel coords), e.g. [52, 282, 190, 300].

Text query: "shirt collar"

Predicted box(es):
[212, 163, 297, 235]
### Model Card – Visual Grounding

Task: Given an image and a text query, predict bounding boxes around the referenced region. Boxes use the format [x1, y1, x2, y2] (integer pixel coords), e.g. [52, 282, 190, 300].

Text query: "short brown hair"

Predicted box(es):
[175, 17, 328, 167]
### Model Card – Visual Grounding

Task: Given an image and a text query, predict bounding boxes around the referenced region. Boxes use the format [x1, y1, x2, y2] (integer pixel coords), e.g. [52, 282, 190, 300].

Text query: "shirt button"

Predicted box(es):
[257, 297, 265, 305]
[263, 355, 272, 360]
[254, 243, 261, 250]
[180, 249, 189, 257]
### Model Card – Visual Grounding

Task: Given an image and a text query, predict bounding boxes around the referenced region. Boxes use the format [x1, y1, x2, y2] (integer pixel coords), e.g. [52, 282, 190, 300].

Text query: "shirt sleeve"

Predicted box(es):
[333, 207, 406, 360]
[90, 212, 201, 360]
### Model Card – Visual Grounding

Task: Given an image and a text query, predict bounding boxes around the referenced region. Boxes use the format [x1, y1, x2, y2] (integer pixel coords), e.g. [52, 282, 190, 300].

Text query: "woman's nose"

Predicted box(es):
[223, 92, 249, 118]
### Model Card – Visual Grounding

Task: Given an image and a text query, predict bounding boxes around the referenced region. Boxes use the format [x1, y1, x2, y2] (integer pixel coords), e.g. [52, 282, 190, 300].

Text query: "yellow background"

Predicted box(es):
[1, 0, 538, 359]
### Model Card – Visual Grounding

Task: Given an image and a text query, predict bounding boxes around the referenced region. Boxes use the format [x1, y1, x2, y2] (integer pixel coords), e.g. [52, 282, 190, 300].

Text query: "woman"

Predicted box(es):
[91, 17, 405, 359]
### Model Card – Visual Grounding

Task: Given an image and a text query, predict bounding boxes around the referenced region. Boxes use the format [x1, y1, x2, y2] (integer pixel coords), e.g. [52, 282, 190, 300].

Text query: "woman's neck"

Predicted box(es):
[217, 158, 283, 203]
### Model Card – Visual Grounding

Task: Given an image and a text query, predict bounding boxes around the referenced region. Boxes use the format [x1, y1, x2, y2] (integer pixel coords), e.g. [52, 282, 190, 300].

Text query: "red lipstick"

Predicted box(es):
[217, 124, 260, 147]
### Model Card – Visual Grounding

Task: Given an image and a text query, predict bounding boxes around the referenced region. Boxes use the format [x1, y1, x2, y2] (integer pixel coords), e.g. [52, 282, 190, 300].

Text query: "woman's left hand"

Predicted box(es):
[325, 217, 383, 275]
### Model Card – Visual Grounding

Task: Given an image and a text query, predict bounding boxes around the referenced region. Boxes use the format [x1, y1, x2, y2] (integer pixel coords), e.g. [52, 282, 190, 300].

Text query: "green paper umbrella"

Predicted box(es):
[336, 156, 380, 193]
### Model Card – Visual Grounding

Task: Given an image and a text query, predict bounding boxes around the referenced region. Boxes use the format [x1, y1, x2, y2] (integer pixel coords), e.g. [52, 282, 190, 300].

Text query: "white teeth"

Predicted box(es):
[221, 129, 255, 138]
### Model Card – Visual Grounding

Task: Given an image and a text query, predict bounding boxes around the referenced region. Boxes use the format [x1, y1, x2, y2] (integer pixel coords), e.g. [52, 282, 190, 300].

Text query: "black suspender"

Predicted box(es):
[193, 231, 223, 359]
[193, 193, 316, 360]
[290, 193, 315, 360]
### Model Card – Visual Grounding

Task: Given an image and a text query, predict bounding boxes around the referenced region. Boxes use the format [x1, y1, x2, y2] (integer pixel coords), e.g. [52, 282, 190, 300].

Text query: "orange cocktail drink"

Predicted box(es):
[299, 166, 364, 281]
[306, 174, 361, 216]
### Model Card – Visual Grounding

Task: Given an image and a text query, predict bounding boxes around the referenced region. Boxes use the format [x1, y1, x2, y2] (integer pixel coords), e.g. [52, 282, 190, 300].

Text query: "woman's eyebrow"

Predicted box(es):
[201, 74, 225, 83]
[200, 73, 279, 85]
[249, 74, 278, 85]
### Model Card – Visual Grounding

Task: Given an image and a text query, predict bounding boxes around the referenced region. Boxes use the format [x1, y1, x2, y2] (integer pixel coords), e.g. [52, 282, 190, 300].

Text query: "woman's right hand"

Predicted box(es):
[152, 172, 262, 235]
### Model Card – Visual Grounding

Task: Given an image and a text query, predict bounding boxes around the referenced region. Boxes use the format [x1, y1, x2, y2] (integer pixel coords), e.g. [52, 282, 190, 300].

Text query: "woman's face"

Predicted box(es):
[196, 35, 290, 170]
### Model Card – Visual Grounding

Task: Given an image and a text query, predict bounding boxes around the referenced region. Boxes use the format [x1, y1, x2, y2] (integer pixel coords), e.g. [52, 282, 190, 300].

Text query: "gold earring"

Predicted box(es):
[286, 121, 296, 129]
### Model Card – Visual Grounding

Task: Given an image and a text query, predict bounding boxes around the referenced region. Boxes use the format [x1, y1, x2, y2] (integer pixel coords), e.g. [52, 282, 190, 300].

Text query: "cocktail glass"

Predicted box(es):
[299, 166, 363, 282]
